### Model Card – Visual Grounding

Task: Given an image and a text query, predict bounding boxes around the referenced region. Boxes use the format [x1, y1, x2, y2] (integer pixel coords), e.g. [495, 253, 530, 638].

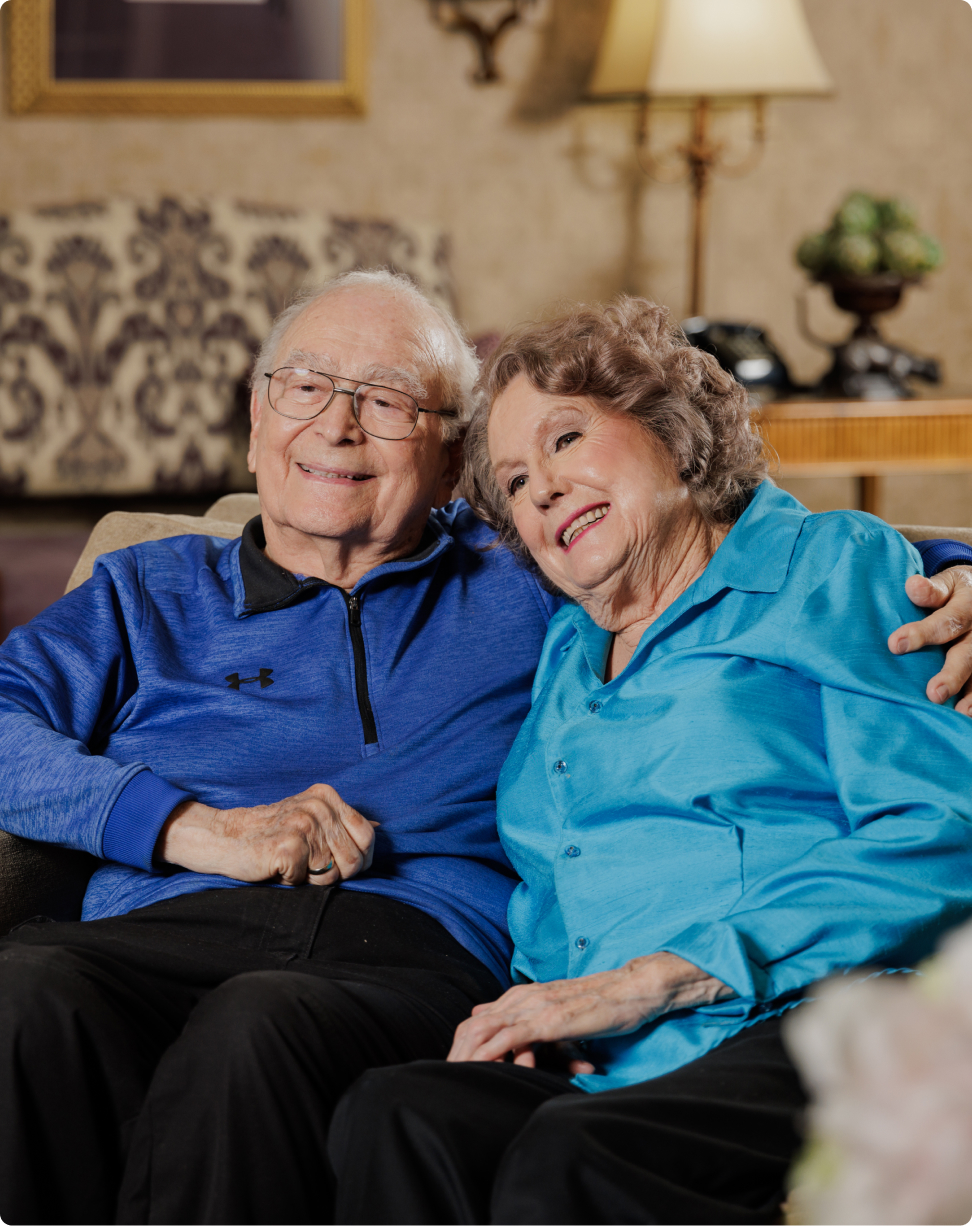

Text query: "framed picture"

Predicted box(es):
[4, 0, 368, 116]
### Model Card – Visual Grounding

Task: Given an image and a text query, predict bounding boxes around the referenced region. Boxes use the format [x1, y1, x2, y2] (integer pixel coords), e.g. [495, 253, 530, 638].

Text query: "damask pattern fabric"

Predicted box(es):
[0, 200, 455, 496]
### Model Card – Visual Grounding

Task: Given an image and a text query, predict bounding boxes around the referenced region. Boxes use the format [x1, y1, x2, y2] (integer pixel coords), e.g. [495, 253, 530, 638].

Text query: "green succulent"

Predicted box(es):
[831, 232, 881, 276]
[877, 197, 920, 231]
[795, 192, 944, 279]
[796, 232, 831, 274]
[835, 191, 880, 235]
[922, 234, 944, 271]
[881, 229, 934, 275]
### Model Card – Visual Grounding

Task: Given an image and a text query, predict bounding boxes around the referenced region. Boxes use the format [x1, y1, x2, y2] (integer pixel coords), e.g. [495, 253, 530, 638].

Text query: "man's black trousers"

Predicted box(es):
[329, 1015, 807, 1225]
[0, 885, 501, 1225]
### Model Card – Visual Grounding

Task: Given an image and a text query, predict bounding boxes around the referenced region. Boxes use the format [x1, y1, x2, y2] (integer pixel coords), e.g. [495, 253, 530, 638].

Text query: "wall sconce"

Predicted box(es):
[587, 0, 833, 317]
[430, 0, 536, 83]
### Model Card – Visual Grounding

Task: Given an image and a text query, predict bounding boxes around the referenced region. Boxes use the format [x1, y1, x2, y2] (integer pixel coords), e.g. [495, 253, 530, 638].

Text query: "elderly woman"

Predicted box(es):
[327, 298, 972, 1224]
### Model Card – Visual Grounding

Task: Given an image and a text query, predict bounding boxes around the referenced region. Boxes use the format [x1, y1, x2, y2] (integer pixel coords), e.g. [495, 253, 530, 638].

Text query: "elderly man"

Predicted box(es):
[1, 270, 971, 1226]
[0, 271, 559, 1225]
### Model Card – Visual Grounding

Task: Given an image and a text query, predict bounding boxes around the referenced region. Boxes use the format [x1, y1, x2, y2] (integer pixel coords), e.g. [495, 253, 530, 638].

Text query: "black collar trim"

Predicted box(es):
[239, 515, 441, 614]
[239, 516, 325, 613]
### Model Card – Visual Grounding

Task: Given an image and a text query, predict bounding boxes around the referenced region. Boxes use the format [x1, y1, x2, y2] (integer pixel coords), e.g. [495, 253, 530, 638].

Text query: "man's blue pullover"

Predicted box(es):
[0, 503, 559, 984]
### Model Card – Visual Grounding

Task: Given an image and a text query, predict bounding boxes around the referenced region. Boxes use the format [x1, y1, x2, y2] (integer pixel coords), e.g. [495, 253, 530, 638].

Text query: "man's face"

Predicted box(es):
[248, 288, 458, 558]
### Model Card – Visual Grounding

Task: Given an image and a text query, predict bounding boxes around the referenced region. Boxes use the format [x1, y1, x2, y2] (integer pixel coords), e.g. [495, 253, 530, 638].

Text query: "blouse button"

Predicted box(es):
[588, 700, 602, 714]
[575, 936, 590, 950]
[565, 845, 581, 858]
[554, 759, 568, 774]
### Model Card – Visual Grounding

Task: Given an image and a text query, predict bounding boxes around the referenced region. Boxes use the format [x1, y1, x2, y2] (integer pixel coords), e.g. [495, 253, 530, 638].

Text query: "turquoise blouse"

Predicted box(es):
[497, 482, 972, 1093]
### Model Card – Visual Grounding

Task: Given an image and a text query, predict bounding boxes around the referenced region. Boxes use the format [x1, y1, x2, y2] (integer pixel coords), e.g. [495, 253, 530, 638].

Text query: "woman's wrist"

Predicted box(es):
[624, 951, 733, 1018]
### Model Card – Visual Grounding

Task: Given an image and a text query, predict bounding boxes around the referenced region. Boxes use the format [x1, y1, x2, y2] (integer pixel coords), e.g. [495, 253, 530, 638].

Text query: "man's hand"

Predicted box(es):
[889, 567, 972, 715]
[157, 783, 377, 886]
[447, 952, 732, 1073]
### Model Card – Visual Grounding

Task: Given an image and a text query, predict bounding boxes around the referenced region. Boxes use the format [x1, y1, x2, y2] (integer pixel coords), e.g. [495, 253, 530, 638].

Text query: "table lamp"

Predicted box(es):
[588, 0, 833, 318]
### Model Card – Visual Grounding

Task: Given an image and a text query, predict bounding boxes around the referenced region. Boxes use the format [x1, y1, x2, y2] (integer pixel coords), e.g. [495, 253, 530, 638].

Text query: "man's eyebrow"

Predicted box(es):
[360, 364, 428, 401]
[280, 352, 427, 401]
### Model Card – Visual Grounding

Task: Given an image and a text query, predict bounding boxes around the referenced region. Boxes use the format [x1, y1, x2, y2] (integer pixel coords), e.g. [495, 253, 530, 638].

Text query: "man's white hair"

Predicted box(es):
[250, 269, 479, 442]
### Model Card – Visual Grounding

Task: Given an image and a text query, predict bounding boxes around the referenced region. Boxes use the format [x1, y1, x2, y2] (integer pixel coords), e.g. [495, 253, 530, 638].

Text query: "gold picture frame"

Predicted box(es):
[4, 0, 368, 117]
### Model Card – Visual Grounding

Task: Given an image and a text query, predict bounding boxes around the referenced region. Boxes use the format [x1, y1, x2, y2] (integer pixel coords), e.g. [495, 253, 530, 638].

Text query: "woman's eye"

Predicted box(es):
[507, 475, 527, 497]
[555, 432, 581, 451]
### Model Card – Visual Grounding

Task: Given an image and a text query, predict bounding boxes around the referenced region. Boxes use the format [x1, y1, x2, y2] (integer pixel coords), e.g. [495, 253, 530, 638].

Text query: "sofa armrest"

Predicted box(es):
[0, 831, 99, 936]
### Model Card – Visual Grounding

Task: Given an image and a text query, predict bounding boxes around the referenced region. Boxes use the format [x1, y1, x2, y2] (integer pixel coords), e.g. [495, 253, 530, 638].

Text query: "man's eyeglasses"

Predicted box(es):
[264, 367, 457, 441]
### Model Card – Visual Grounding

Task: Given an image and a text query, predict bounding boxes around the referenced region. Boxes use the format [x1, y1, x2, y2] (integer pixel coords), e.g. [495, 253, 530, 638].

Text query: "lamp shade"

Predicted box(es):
[648, 0, 833, 96]
[589, 0, 832, 98]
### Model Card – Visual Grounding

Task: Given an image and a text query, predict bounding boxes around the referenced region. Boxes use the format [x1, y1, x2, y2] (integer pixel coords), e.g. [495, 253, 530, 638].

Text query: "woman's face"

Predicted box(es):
[488, 374, 694, 604]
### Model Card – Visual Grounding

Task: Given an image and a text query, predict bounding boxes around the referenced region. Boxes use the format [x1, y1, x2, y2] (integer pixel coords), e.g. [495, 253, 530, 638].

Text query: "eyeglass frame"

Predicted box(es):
[263, 366, 458, 441]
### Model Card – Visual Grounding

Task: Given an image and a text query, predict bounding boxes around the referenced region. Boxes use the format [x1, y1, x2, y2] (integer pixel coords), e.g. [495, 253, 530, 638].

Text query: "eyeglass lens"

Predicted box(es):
[268, 369, 419, 439]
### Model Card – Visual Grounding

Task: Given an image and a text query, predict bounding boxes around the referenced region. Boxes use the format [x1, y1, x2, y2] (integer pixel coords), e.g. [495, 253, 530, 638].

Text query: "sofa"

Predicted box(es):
[1, 504, 971, 936]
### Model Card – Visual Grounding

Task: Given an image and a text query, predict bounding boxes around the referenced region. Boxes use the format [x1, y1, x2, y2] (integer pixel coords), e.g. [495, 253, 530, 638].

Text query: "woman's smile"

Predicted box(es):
[558, 503, 610, 551]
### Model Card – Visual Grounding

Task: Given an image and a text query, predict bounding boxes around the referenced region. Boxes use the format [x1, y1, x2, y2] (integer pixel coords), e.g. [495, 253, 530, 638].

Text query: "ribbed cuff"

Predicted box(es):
[103, 771, 194, 872]
[914, 538, 972, 577]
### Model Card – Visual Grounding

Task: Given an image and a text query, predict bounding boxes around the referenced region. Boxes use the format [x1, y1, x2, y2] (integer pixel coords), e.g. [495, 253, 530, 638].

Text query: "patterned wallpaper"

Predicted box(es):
[0, 199, 453, 495]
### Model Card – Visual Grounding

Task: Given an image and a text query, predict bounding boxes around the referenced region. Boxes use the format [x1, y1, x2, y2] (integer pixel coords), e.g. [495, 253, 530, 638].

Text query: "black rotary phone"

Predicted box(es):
[681, 317, 797, 399]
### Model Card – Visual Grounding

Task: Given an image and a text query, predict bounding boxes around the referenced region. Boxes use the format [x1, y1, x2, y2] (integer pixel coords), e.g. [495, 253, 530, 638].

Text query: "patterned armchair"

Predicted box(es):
[0, 199, 455, 496]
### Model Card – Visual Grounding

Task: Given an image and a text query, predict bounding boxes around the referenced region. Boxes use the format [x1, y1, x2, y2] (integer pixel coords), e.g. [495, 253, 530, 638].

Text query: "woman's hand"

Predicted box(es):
[447, 952, 732, 1072]
[156, 783, 378, 886]
[889, 567, 972, 714]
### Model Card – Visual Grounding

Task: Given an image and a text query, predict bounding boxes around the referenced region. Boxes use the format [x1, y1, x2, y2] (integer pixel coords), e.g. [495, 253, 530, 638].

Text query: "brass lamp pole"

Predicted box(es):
[636, 95, 767, 317]
[587, 0, 831, 318]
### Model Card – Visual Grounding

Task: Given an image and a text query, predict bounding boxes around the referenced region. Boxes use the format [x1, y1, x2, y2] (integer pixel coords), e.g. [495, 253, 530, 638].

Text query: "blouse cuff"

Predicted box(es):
[660, 920, 769, 1003]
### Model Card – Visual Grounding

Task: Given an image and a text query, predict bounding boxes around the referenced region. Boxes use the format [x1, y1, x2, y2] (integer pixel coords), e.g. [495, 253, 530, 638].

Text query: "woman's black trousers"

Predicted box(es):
[328, 1015, 807, 1225]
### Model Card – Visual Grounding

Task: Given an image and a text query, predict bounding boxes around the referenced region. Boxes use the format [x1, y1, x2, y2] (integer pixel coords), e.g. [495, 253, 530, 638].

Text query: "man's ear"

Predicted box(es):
[432, 434, 465, 509]
[247, 387, 263, 475]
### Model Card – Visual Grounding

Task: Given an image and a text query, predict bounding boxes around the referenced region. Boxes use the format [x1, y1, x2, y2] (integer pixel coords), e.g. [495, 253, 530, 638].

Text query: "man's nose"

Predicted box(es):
[316, 387, 362, 442]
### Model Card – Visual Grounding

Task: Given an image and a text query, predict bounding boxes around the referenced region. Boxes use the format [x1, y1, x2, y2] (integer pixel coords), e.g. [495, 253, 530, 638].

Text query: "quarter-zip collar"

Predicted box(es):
[235, 513, 453, 617]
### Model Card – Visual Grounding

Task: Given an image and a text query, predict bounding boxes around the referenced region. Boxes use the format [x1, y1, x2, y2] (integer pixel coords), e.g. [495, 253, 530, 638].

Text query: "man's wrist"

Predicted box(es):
[155, 799, 218, 870]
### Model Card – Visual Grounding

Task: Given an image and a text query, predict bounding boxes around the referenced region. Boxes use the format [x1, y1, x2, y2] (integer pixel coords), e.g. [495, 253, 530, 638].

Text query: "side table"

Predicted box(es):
[752, 395, 972, 516]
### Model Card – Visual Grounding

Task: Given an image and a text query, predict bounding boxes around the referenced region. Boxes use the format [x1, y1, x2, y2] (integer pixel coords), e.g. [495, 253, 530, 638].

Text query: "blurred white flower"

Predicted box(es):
[785, 921, 972, 1225]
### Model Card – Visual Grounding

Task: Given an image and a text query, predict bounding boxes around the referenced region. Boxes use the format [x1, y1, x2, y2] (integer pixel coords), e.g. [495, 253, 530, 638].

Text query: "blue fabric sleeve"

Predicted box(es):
[914, 538, 972, 576]
[102, 770, 193, 871]
[662, 526, 972, 1004]
[0, 561, 193, 864]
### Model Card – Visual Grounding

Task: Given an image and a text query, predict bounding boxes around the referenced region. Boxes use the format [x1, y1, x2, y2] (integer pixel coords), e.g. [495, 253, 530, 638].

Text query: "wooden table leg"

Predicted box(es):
[857, 475, 882, 517]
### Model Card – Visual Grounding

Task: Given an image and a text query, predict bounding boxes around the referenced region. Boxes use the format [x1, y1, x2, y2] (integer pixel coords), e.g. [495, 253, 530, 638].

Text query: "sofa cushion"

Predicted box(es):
[65, 511, 246, 593]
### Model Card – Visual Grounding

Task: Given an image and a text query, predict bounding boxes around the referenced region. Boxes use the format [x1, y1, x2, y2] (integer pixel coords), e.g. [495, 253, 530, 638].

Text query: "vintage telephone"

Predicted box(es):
[681, 317, 798, 399]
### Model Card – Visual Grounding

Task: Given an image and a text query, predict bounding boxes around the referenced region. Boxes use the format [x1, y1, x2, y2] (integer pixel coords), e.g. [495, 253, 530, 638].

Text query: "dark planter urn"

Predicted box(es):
[813, 272, 940, 400]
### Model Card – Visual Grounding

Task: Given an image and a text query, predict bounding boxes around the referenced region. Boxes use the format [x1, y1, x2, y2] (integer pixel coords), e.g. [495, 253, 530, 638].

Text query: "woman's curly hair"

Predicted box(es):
[460, 296, 769, 568]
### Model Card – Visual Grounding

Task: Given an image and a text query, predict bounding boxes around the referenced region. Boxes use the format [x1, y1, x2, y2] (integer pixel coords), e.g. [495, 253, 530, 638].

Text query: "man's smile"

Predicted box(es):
[296, 462, 375, 483]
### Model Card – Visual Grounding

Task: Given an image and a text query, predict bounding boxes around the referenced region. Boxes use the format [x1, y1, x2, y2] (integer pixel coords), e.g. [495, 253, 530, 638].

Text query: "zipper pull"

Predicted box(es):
[347, 594, 361, 626]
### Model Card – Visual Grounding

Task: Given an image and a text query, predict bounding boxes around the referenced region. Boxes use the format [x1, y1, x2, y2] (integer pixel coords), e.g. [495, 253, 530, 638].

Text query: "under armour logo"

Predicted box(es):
[226, 669, 274, 691]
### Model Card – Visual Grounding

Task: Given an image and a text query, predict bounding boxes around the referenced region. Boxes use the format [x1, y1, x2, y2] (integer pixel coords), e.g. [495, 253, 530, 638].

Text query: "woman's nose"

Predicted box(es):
[530, 467, 566, 507]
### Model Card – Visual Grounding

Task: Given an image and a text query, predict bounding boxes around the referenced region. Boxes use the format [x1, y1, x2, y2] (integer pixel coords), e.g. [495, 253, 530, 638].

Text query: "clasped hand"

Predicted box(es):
[158, 783, 377, 887]
[448, 952, 733, 1074]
